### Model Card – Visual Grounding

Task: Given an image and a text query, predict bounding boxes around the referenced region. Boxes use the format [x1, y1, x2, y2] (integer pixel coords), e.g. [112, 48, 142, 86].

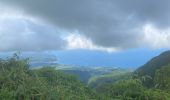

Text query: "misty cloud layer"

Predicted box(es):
[0, 0, 170, 51]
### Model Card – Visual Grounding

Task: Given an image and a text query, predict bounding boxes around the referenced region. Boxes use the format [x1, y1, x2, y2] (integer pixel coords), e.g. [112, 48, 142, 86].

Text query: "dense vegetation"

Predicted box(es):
[88, 69, 131, 88]
[136, 51, 170, 86]
[60, 67, 119, 85]
[0, 54, 99, 100]
[95, 73, 170, 100]
[135, 50, 170, 87]
[93, 51, 170, 99]
[1, 51, 170, 100]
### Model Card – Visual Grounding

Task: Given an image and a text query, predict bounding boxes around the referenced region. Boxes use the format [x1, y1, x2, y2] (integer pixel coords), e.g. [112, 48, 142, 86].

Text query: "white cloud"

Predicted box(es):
[143, 24, 170, 48]
[65, 33, 118, 52]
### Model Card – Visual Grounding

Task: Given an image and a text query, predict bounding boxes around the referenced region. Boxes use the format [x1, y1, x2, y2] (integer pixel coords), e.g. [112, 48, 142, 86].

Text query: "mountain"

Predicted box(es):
[136, 50, 170, 77]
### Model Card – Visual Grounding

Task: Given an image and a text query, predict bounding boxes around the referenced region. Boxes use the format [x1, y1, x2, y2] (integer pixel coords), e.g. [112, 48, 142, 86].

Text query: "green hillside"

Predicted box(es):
[135, 50, 170, 87]
[88, 69, 131, 87]
[93, 50, 170, 99]
[57, 66, 119, 85]
[136, 50, 170, 77]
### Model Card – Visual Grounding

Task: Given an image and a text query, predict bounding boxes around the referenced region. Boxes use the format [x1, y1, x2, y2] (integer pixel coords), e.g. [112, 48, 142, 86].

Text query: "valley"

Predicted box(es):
[1, 51, 170, 99]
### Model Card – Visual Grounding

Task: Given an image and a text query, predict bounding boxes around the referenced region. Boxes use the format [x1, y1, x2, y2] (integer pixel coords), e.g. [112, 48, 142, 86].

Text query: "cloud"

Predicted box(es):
[0, 13, 66, 51]
[143, 24, 170, 49]
[0, 0, 170, 51]
[65, 34, 118, 52]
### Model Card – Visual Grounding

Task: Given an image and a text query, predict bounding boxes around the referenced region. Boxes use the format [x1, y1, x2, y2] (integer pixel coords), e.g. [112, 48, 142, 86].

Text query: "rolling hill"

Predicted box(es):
[56, 66, 122, 84]
[136, 50, 170, 77]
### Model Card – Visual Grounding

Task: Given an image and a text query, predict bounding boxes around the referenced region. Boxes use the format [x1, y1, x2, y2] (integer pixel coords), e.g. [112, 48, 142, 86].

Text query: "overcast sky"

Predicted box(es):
[0, 0, 170, 67]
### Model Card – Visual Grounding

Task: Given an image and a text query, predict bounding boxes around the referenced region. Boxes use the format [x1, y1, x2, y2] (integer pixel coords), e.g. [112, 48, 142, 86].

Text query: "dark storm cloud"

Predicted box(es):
[0, 0, 170, 49]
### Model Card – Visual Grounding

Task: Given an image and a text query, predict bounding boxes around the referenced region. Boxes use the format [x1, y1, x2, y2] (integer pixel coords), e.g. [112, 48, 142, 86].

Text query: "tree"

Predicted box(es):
[0, 54, 99, 100]
[154, 64, 170, 90]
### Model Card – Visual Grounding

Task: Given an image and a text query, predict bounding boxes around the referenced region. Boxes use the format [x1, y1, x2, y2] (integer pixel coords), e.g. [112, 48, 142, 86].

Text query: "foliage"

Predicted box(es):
[106, 79, 145, 99]
[88, 70, 131, 88]
[95, 73, 170, 100]
[140, 89, 170, 100]
[0, 54, 99, 100]
[1, 53, 170, 100]
[135, 50, 170, 87]
[154, 64, 170, 90]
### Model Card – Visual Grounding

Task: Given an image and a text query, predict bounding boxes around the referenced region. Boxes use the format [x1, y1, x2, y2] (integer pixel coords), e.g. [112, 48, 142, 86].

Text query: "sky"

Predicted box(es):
[0, 0, 170, 68]
[53, 48, 167, 68]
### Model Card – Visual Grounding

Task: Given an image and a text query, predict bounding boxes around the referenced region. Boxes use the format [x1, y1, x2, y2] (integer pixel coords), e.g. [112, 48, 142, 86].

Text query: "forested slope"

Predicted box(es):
[136, 50, 170, 77]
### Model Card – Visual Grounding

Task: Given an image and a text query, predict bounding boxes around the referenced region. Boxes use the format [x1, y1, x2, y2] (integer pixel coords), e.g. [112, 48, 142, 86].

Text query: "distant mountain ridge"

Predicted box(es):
[136, 50, 170, 77]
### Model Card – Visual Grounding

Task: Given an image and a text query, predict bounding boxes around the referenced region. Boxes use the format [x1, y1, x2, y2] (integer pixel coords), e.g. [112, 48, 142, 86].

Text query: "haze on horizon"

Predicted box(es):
[0, 0, 170, 68]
